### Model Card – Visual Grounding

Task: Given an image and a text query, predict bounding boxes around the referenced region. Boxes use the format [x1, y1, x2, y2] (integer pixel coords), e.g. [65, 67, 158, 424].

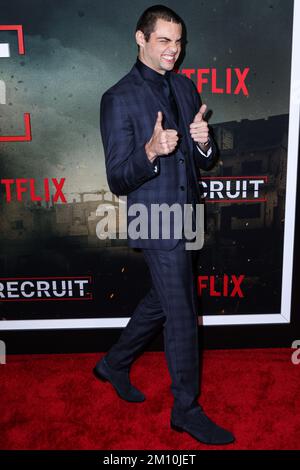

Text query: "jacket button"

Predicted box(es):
[179, 158, 184, 164]
[180, 185, 185, 191]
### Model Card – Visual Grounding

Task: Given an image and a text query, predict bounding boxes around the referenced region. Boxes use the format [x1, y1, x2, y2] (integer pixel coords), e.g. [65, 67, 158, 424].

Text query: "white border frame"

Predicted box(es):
[1, 2, 300, 330]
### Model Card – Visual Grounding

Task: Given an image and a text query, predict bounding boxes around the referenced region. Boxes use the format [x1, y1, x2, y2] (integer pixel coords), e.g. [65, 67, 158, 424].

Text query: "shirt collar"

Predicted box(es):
[135, 56, 171, 84]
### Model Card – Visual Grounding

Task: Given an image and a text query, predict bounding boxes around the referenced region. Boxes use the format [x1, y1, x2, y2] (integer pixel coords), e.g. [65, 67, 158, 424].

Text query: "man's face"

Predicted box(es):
[136, 18, 182, 75]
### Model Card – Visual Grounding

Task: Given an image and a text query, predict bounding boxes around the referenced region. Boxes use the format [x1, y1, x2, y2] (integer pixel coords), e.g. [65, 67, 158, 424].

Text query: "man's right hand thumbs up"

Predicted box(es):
[154, 110, 163, 131]
[145, 111, 178, 163]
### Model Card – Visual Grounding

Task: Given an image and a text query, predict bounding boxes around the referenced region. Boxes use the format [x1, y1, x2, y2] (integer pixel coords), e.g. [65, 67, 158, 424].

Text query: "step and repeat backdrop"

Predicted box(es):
[0, 0, 299, 329]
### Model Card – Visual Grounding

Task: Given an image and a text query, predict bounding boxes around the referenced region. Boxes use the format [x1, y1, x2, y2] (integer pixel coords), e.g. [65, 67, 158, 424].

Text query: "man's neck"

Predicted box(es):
[137, 55, 166, 75]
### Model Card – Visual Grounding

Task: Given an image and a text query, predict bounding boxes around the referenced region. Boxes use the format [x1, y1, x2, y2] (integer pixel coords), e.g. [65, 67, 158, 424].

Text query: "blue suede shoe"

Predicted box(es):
[171, 405, 235, 445]
[93, 356, 145, 403]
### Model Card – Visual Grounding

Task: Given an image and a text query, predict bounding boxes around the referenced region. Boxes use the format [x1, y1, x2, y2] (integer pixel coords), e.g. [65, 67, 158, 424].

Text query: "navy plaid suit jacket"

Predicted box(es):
[100, 62, 217, 250]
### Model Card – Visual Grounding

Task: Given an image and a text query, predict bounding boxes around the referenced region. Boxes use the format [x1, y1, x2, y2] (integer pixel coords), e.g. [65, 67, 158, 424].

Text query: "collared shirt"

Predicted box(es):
[136, 56, 171, 94]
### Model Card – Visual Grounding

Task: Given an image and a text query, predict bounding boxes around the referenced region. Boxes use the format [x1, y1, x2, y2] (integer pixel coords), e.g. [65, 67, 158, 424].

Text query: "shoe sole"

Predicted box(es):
[93, 367, 108, 383]
[93, 367, 145, 403]
[170, 421, 235, 445]
[170, 422, 184, 432]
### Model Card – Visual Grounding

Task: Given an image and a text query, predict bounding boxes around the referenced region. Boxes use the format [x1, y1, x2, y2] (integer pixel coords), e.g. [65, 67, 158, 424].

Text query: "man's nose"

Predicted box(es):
[168, 44, 178, 53]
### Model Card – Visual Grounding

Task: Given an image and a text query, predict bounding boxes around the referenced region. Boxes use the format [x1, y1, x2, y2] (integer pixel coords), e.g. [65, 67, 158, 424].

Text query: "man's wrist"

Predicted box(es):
[145, 141, 157, 163]
[197, 137, 211, 150]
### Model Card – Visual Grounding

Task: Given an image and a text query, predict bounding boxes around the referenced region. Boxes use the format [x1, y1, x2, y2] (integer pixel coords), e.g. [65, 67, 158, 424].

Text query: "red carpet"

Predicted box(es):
[0, 348, 299, 450]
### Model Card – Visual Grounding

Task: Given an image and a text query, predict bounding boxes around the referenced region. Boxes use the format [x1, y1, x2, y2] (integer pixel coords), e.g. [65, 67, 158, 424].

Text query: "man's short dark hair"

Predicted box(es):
[135, 4, 183, 43]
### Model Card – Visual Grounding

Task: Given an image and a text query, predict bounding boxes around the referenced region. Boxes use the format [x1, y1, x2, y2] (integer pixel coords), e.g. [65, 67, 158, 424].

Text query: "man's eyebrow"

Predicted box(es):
[156, 36, 182, 41]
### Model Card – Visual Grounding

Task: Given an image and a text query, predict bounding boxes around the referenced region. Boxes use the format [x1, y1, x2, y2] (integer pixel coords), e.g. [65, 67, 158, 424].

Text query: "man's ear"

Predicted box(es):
[135, 30, 145, 49]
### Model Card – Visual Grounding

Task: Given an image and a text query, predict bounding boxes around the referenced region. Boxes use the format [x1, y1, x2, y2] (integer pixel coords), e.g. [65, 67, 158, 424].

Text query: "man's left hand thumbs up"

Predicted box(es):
[189, 104, 210, 146]
[194, 104, 207, 122]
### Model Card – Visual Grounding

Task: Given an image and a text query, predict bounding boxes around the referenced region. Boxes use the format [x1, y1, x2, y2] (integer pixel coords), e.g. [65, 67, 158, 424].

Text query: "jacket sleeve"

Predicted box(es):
[100, 91, 160, 196]
[190, 80, 218, 171]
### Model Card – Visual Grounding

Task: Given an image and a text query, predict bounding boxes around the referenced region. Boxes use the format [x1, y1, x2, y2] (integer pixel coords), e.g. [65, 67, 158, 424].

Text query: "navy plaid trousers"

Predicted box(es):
[105, 238, 200, 412]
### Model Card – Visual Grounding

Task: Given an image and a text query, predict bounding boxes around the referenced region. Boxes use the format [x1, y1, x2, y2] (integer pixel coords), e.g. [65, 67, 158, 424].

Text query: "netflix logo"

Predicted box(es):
[0, 178, 67, 203]
[197, 274, 245, 298]
[177, 67, 250, 96]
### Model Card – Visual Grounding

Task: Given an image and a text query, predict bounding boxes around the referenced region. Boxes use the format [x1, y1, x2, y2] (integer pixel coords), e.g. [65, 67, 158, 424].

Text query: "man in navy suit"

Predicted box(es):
[96, 5, 235, 445]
